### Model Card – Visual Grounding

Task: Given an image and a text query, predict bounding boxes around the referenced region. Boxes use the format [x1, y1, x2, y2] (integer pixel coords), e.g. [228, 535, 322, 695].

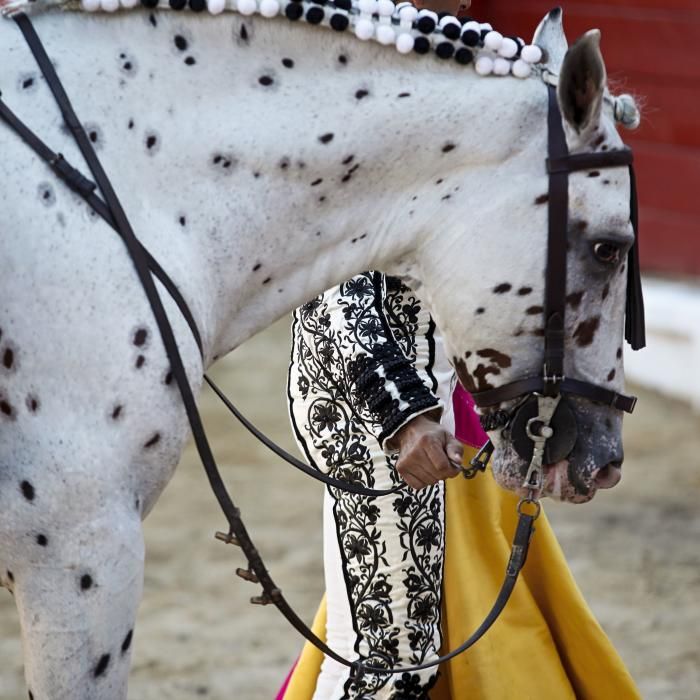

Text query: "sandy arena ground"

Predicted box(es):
[1, 318, 699, 699]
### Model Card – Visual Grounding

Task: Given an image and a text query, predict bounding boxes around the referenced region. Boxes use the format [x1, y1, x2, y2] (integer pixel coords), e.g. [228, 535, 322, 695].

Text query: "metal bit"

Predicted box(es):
[521, 394, 560, 492]
[463, 439, 493, 479]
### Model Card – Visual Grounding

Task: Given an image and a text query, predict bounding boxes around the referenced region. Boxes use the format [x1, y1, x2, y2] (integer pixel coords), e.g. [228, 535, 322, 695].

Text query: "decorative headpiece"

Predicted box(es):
[73, 0, 545, 76]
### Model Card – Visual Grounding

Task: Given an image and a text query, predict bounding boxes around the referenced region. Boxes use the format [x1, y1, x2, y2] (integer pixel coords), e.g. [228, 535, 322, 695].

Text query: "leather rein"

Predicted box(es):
[0, 13, 642, 678]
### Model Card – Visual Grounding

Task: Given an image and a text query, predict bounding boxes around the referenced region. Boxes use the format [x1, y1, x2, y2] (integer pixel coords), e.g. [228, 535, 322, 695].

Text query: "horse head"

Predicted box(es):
[415, 9, 643, 503]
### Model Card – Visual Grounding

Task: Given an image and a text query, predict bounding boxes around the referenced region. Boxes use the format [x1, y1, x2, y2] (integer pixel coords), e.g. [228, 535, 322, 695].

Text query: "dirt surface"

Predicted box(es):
[1, 318, 699, 699]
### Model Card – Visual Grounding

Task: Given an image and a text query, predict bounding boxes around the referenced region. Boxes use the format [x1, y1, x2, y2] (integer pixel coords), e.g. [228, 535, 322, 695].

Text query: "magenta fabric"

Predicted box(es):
[275, 660, 298, 700]
[452, 384, 488, 449]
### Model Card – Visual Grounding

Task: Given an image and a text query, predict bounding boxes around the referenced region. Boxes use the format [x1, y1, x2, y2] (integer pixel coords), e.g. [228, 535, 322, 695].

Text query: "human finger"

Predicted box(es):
[397, 448, 436, 489]
[400, 468, 430, 491]
[423, 439, 460, 481]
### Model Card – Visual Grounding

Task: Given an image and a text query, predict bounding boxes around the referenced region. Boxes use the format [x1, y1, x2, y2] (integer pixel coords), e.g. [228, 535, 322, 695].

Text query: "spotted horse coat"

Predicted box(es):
[0, 4, 640, 697]
[289, 272, 455, 699]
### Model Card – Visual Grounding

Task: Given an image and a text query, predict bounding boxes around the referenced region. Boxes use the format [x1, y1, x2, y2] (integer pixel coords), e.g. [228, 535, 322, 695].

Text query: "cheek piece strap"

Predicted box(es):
[469, 85, 645, 481]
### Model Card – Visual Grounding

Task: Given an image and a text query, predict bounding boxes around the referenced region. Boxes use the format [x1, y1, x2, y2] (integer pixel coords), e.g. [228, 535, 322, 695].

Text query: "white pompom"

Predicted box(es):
[511, 59, 532, 79]
[475, 55, 493, 76]
[483, 30, 503, 51]
[358, 0, 377, 14]
[100, 0, 120, 12]
[237, 0, 257, 14]
[463, 20, 480, 33]
[498, 37, 518, 58]
[418, 9, 438, 22]
[479, 22, 492, 32]
[81, 0, 101, 10]
[614, 94, 641, 129]
[259, 0, 278, 16]
[395, 32, 415, 54]
[208, 0, 226, 13]
[377, 0, 394, 16]
[439, 16, 459, 29]
[521, 44, 543, 64]
[398, 5, 417, 23]
[376, 24, 395, 44]
[355, 18, 375, 40]
[493, 57, 510, 75]
[121, 0, 139, 7]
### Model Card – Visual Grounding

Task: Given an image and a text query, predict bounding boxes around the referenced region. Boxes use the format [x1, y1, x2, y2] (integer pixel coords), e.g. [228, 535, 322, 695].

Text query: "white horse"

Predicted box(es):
[0, 3, 639, 697]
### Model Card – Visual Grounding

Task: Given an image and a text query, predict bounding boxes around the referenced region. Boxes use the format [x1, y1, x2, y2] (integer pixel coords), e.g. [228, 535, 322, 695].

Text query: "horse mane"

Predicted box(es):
[3, 0, 546, 79]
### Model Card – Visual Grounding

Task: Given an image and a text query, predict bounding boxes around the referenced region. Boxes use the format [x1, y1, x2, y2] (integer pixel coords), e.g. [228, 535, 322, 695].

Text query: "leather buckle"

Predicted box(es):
[542, 365, 564, 395]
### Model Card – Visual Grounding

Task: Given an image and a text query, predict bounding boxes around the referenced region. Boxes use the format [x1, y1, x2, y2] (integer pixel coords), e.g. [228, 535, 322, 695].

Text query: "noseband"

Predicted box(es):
[470, 84, 646, 491]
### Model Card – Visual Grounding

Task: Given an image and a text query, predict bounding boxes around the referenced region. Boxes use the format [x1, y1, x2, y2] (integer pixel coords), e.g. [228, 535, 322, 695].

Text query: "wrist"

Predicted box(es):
[388, 409, 442, 452]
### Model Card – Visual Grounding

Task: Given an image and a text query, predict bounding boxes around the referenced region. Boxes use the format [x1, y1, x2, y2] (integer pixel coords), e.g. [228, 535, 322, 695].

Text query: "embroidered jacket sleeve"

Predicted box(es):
[292, 271, 441, 451]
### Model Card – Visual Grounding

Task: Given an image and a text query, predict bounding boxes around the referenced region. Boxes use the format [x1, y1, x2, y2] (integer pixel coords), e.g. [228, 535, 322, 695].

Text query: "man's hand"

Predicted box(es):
[393, 414, 464, 490]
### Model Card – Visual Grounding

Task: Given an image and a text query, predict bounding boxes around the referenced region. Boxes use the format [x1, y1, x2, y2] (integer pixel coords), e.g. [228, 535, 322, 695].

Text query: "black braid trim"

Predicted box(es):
[348, 344, 439, 446]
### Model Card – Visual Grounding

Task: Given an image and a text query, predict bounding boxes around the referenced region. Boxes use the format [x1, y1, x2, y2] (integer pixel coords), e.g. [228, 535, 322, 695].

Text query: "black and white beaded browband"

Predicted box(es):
[5, 0, 545, 75]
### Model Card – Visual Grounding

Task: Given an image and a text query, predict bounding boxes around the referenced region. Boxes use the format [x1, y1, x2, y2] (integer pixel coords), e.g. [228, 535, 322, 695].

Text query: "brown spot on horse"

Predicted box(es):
[476, 348, 512, 368]
[573, 316, 600, 347]
[566, 291, 584, 309]
[453, 356, 477, 394]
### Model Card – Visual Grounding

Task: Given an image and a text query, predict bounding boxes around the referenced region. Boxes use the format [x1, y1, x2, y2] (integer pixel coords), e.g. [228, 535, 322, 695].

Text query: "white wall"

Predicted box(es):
[624, 276, 700, 412]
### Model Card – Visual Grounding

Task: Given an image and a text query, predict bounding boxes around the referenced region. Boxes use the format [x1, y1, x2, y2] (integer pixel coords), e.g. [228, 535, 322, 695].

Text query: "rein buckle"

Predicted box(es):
[463, 439, 493, 479]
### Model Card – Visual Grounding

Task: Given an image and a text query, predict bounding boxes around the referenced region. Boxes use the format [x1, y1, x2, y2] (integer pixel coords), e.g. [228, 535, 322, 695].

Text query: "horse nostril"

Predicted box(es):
[594, 462, 622, 489]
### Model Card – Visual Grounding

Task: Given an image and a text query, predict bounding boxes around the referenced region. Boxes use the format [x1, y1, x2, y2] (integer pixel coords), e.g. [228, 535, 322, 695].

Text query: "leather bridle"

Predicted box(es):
[469, 84, 645, 493]
[0, 13, 643, 680]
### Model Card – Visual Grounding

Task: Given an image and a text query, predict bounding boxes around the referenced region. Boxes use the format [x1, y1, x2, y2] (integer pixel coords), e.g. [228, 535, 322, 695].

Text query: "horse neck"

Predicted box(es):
[17, 11, 545, 360]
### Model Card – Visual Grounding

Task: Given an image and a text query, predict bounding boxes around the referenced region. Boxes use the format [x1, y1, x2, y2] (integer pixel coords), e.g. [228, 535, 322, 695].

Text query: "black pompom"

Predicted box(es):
[306, 6, 324, 22]
[459, 15, 472, 24]
[189, 0, 205, 10]
[141, 0, 159, 7]
[311, 0, 326, 4]
[454, 47, 473, 65]
[461, 29, 479, 46]
[334, 0, 351, 8]
[413, 36, 431, 54]
[169, 0, 186, 7]
[416, 16, 436, 34]
[285, 2, 304, 19]
[330, 13, 349, 31]
[480, 28, 489, 39]
[437, 11, 449, 20]
[511, 36, 524, 56]
[435, 41, 454, 59]
[442, 22, 460, 40]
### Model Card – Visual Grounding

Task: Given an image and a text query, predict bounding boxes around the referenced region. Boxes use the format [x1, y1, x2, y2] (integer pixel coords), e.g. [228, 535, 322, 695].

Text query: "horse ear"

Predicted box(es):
[532, 7, 568, 71]
[557, 29, 606, 137]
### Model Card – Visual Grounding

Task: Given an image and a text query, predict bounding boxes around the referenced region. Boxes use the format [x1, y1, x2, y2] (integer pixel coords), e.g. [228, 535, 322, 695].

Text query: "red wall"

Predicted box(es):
[479, 1, 700, 277]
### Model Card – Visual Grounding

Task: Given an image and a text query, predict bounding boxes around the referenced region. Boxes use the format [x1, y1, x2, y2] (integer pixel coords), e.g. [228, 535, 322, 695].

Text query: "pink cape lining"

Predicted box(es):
[275, 659, 298, 700]
[452, 384, 488, 450]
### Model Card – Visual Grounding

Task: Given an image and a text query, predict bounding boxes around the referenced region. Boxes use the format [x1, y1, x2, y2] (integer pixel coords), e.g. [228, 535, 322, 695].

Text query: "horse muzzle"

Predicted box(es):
[489, 395, 625, 503]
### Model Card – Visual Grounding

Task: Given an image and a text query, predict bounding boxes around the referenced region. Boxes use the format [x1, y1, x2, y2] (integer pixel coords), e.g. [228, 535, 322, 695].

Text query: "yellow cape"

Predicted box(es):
[281, 445, 640, 699]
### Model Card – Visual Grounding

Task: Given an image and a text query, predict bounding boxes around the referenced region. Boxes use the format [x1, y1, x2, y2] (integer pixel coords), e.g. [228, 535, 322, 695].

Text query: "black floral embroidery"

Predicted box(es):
[288, 273, 445, 699]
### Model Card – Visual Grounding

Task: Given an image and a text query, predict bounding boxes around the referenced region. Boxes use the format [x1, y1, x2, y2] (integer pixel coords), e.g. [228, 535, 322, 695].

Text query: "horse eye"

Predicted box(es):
[593, 242, 621, 265]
